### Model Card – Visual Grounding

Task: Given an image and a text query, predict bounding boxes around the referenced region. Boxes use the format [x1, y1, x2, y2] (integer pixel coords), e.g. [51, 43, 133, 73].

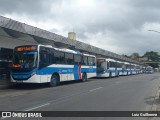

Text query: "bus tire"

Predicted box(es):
[109, 72, 112, 78]
[117, 72, 119, 77]
[49, 74, 59, 87]
[82, 73, 87, 82]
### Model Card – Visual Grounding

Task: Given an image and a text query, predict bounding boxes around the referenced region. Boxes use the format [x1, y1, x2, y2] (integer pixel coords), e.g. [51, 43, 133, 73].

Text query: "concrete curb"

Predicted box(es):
[0, 78, 11, 89]
[151, 90, 159, 111]
[149, 81, 160, 120]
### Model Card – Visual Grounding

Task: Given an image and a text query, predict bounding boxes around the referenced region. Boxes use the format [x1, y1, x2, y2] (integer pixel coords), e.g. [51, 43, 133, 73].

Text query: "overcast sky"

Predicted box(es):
[0, 0, 160, 56]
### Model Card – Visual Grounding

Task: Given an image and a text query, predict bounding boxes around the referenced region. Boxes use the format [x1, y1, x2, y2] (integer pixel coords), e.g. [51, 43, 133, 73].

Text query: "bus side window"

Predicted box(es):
[65, 53, 74, 65]
[88, 57, 93, 66]
[50, 49, 55, 64]
[82, 56, 88, 66]
[92, 57, 96, 66]
[107, 62, 109, 69]
[54, 51, 65, 64]
[114, 62, 116, 68]
[109, 62, 111, 68]
[39, 53, 50, 69]
[74, 55, 81, 65]
[111, 62, 113, 67]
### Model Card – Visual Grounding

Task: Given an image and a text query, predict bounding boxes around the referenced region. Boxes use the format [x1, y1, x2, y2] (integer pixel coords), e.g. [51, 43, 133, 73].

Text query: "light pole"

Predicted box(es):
[148, 29, 160, 70]
[148, 30, 160, 34]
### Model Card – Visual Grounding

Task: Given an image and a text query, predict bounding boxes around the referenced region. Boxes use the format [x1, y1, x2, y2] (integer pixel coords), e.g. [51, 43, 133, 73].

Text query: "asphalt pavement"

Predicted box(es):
[0, 73, 160, 120]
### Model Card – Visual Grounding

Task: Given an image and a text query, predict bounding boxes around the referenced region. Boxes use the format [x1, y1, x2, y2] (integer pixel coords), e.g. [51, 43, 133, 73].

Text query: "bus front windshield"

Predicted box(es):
[13, 51, 38, 71]
[97, 61, 106, 73]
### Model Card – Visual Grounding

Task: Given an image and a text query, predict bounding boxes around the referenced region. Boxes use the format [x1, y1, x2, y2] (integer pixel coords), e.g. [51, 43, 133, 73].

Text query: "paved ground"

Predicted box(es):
[0, 73, 160, 120]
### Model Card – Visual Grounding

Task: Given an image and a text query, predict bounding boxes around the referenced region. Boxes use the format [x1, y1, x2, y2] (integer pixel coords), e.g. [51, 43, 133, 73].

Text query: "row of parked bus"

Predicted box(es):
[96, 58, 142, 77]
[10, 45, 144, 87]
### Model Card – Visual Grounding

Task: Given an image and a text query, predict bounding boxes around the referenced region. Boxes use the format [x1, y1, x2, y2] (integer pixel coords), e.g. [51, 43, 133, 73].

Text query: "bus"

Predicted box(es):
[96, 58, 118, 77]
[116, 61, 123, 76]
[145, 66, 154, 74]
[11, 45, 96, 87]
[135, 65, 141, 74]
[130, 64, 136, 75]
[120, 61, 127, 76]
[123, 62, 130, 75]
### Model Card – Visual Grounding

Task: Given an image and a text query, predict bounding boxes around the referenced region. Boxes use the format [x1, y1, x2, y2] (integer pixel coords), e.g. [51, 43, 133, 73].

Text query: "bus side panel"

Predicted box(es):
[11, 74, 41, 83]
[127, 69, 131, 75]
[60, 74, 68, 82]
[26, 75, 41, 83]
[73, 65, 82, 80]
[109, 67, 116, 77]
[117, 68, 122, 76]
[81, 66, 96, 78]
[97, 71, 110, 77]
[122, 70, 128, 75]
[132, 69, 136, 75]
[40, 75, 50, 83]
[68, 74, 75, 81]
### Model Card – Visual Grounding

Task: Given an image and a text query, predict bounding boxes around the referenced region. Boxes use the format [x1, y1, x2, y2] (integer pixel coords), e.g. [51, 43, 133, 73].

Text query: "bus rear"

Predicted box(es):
[11, 45, 40, 83]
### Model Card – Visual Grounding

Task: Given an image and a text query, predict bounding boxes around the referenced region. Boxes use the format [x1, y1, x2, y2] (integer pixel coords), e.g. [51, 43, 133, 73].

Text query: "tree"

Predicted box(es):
[143, 51, 159, 68]
[144, 51, 159, 61]
[131, 53, 140, 61]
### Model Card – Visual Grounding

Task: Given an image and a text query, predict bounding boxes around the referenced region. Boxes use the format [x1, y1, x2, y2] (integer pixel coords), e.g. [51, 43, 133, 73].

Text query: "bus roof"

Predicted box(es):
[124, 62, 130, 65]
[38, 44, 97, 57]
[14, 44, 96, 57]
[97, 58, 116, 62]
[83, 53, 96, 57]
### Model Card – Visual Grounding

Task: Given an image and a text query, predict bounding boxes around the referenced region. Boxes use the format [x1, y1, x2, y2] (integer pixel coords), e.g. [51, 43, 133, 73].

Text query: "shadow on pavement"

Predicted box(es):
[144, 96, 160, 106]
[4, 80, 86, 90]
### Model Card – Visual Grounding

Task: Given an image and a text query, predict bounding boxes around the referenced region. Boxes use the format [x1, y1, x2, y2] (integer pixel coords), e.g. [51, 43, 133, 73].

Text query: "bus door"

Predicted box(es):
[39, 52, 50, 82]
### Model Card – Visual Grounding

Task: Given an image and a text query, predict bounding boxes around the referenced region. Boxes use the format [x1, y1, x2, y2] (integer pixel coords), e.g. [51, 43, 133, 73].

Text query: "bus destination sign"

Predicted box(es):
[16, 46, 37, 51]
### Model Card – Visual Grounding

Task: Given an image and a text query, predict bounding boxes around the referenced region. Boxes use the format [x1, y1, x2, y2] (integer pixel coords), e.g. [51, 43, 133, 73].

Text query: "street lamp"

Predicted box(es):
[148, 29, 160, 70]
[148, 30, 160, 34]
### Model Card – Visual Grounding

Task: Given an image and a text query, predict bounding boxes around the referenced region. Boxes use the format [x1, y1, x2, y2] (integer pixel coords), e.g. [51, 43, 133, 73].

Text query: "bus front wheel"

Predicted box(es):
[50, 74, 59, 87]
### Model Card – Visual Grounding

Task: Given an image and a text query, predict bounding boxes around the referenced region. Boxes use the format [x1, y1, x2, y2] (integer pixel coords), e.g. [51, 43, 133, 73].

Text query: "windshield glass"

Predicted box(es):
[146, 67, 153, 71]
[12, 51, 38, 71]
[97, 61, 106, 72]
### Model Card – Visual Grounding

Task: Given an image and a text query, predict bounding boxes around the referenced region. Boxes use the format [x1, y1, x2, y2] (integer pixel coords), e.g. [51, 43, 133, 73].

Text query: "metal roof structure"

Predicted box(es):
[0, 16, 139, 64]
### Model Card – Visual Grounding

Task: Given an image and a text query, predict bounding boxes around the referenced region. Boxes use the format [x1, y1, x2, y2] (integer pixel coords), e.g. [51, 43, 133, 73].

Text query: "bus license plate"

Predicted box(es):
[16, 80, 23, 83]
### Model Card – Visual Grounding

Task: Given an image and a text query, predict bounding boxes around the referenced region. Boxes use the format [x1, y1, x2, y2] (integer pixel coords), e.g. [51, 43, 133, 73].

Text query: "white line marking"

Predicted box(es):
[115, 81, 121, 84]
[11, 93, 25, 97]
[89, 87, 103, 92]
[24, 103, 50, 111]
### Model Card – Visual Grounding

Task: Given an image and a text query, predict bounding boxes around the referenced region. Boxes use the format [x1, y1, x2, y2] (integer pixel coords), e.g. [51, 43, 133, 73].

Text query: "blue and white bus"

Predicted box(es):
[130, 64, 136, 75]
[11, 45, 96, 86]
[145, 66, 154, 74]
[96, 58, 118, 77]
[135, 65, 142, 74]
[116, 61, 123, 76]
[121, 62, 128, 76]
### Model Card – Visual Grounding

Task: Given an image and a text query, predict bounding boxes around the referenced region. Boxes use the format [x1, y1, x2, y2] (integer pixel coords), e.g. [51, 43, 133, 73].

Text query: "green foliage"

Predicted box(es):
[144, 51, 159, 68]
[144, 51, 159, 60]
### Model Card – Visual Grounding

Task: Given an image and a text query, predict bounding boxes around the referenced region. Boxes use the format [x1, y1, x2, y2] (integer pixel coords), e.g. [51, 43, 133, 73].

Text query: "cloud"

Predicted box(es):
[0, 0, 160, 56]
